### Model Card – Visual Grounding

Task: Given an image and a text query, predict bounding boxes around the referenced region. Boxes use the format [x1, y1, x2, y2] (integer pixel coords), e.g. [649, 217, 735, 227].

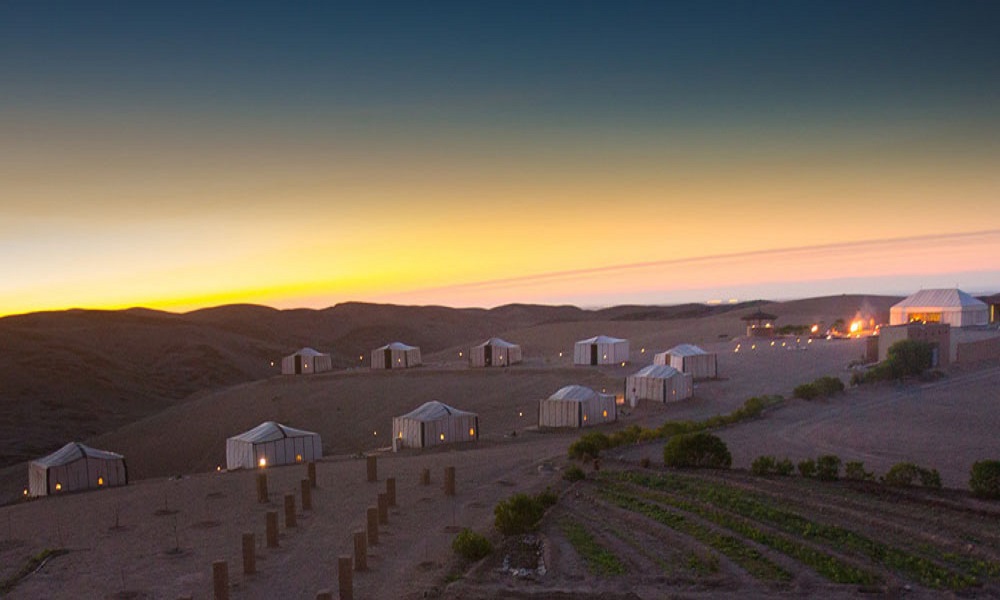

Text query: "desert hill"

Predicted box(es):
[0, 295, 897, 473]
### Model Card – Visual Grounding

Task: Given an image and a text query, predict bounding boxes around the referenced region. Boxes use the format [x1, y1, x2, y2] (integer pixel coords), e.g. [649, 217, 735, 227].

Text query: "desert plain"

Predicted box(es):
[1, 295, 999, 599]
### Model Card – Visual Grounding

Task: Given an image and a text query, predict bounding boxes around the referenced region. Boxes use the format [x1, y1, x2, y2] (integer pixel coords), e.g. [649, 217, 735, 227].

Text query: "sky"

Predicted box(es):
[2, 1, 999, 316]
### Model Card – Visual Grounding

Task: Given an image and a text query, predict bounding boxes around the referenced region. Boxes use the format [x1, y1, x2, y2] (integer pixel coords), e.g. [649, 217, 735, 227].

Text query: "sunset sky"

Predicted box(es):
[2, 1, 999, 316]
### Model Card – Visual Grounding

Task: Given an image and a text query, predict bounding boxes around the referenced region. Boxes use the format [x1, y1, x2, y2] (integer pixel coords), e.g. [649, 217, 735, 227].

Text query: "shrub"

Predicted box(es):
[663, 433, 732, 469]
[793, 383, 820, 400]
[797, 459, 816, 478]
[751, 456, 777, 476]
[970, 460, 1000, 499]
[814, 376, 845, 395]
[537, 487, 559, 508]
[452, 528, 492, 561]
[844, 461, 874, 481]
[563, 465, 586, 482]
[883, 462, 942, 489]
[860, 340, 934, 384]
[775, 458, 795, 476]
[494, 493, 547, 535]
[608, 425, 643, 447]
[815, 455, 842, 481]
[568, 432, 610, 460]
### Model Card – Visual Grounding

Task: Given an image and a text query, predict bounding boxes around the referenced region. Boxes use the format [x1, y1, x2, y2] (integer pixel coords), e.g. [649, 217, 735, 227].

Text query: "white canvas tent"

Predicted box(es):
[371, 342, 422, 369]
[226, 421, 322, 470]
[392, 401, 479, 449]
[281, 347, 333, 375]
[574, 335, 629, 366]
[625, 364, 693, 407]
[889, 289, 989, 327]
[538, 385, 617, 428]
[469, 337, 522, 367]
[28, 442, 127, 497]
[655, 344, 718, 379]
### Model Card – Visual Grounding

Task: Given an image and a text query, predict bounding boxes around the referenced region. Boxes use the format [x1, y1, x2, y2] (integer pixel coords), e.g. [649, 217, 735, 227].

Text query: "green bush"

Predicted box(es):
[563, 465, 586, 482]
[815, 455, 842, 481]
[814, 376, 845, 395]
[883, 462, 941, 489]
[751, 455, 777, 476]
[608, 425, 643, 447]
[537, 487, 559, 508]
[494, 493, 547, 535]
[970, 460, 1000, 499]
[794, 376, 844, 400]
[797, 459, 816, 478]
[663, 433, 732, 469]
[793, 383, 819, 400]
[844, 461, 874, 481]
[452, 528, 493, 561]
[775, 458, 795, 476]
[860, 340, 935, 384]
[568, 432, 610, 460]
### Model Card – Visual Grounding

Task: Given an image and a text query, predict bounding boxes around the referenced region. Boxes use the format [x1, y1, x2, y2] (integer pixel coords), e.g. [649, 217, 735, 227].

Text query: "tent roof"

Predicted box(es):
[474, 337, 519, 349]
[31, 442, 123, 467]
[892, 288, 988, 309]
[665, 344, 709, 357]
[577, 335, 626, 345]
[228, 421, 318, 444]
[375, 341, 418, 351]
[288, 347, 327, 358]
[399, 401, 477, 421]
[547, 385, 601, 402]
[631, 364, 683, 379]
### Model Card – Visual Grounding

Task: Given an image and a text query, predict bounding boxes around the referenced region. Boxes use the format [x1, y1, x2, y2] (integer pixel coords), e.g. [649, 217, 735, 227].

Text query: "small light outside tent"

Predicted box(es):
[281, 347, 333, 375]
[469, 337, 522, 367]
[392, 401, 479, 449]
[625, 364, 693, 407]
[574, 335, 629, 366]
[655, 344, 718, 379]
[889, 289, 989, 327]
[371, 342, 422, 370]
[226, 421, 322, 470]
[538, 385, 617, 428]
[28, 442, 127, 497]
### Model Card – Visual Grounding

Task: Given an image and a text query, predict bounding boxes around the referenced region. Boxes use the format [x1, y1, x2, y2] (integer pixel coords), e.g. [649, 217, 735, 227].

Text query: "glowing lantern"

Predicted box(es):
[469, 428, 475, 436]
[23, 488, 28, 497]
[603, 354, 608, 360]
[258, 457, 267, 468]
[641, 348, 645, 353]
[459, 351, 463, 357]
[518, 411, 523, 417]
[583, 414, 588, 422]
[216, 465, 222, 472]
[602, 410, 608, 418]
[811, 324, 819, 334]
[304, 363, 309, 369]
[620, 361, 626, 367]
[439, 433, 445, 441]
[55, 483, 62, 491]
[97, 476, 104, 486]
[397, 431, 402, 439]
[295, 454, 303, 462]
[559, 352, 563, 357]
[373, 430, 377, 436]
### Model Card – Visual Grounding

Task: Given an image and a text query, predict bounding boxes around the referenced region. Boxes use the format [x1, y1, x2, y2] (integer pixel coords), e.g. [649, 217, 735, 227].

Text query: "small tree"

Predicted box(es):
[844, 461, 874, 481]
[816, 455, 842, 481]
[494, 493, 546, 535]
[797, 459, 816, 478]
[886, 340, 934, 376]
[568, 432, 610, 460]
[970, 460, 1000, 499]
[751, 456, 777, 476]
[883, 462, 941, 489]
[663, 433, 732, 469]
[793, 383, 820, 400]
[452, 529, 493, 561]
[775, 458, 795, 476]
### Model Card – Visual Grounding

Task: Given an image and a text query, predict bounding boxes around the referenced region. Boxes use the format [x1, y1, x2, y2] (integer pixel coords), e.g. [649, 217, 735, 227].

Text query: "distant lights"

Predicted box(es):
[373, 430, 377, 436]
[558, 352, 563, 357]
[216, 465, 222, 472]
[258, 457, 267, 468]
[23, 488, 28, 496]
[620, 361, 626, 367]
[459, 351, 463, 357]
[518, 411, 523, 417]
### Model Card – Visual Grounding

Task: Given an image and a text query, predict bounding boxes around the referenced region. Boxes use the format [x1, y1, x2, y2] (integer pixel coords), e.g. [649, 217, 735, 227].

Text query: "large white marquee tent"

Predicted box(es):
[655, 344, 718, 379]
[28, 442, 127, 497]
[574, 335, 629, 366]
[538, 385, 617, 428]
[469, 337, 522, 367]
[625, 364, 693, 406]
[889, 289, 989, 327]
[226, 421, 322, 470]
[392, 401, 479, 449]
[281, 347, 333, 375]
[371, 342, 422, 369]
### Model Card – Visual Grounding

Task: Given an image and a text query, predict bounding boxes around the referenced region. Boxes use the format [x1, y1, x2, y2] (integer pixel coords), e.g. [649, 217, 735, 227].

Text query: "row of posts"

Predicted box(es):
[208, 456, 456, 600]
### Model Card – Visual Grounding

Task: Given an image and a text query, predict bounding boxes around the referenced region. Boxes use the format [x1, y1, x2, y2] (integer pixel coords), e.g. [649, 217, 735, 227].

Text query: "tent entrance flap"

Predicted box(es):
[384, 348, 393, 370]
[294, 355, 303, 374]
[590, 344, 598, 365]
[484, 344, 493, 366]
